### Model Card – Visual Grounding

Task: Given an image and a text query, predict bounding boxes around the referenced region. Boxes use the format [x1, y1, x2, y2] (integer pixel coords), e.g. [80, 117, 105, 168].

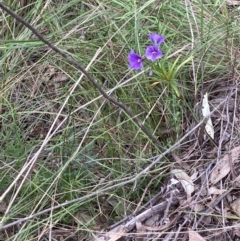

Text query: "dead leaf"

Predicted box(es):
[145, 214, 159, 226]
[96, 226, 125, 241]
[210, 146, 240, 184]
[234, 174, 240, 187]
[188, 228, 206, 241]
[233, 224, 240, 237]
[171, 152, 190, 169]
[231, 198, 240, 217]
[105, 226, 125, 241]
[107, 196, 125, 216]
[192, 203, 204, 212]
[171, 169, 194, 199]
[76, 212, 94, 224]
[135, 221, 146, 241]
[191, 171, 198, 181]
[226, 0, 240, 5]
[202, 92, 214, 139]
[223, 207, 239, 219]
[170, 178, 179, 185]
[209, 186, 227, 195]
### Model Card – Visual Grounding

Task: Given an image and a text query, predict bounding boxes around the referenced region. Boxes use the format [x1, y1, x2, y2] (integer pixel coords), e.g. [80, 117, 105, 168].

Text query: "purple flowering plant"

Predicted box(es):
[128, 50, 143, 70]
[128, 33, 164, 70]
[128, 33, 193, 97]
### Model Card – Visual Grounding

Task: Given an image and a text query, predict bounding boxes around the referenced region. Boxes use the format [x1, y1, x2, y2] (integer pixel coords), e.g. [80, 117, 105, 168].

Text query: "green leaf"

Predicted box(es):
[170, 82, 181, 97]
[175, 55, 194, 73]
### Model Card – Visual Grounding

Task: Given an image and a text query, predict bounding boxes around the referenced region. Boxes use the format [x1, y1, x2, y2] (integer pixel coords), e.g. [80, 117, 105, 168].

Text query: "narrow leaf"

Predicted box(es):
[202, 92, 214, 139]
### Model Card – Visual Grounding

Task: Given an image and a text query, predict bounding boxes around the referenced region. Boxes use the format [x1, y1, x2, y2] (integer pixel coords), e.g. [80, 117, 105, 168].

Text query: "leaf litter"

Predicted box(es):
[93, 83, 240, 241]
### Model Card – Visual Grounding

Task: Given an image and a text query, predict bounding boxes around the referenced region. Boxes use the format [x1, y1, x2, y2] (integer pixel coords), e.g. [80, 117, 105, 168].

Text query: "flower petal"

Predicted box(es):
[128, 50, 143, 70]
[150, 33, 164, 45]
[145, 46, 162, 62]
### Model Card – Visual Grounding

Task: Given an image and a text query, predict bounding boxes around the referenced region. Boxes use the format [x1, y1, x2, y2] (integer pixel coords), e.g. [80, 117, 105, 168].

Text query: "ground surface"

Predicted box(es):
[0, 0, 240, 240]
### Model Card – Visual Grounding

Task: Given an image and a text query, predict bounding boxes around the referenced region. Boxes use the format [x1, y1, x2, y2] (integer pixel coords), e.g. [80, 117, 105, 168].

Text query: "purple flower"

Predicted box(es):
[128, 50, 143, 70]
[145, 46, 162, 62]
[150, 33, 164, 45]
